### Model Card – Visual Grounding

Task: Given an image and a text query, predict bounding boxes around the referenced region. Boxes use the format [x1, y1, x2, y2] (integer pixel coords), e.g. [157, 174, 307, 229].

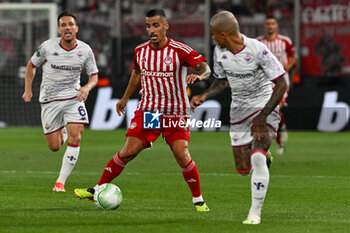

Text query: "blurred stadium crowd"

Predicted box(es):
[0, 0, 295, 86]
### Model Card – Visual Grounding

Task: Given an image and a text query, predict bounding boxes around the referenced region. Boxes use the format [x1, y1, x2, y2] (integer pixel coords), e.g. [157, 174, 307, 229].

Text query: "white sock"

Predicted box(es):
[249, 151, 269, 217]
[62, 127, 68, 144]
[192, 195, 204, 204]
[56, 144, 80, 185]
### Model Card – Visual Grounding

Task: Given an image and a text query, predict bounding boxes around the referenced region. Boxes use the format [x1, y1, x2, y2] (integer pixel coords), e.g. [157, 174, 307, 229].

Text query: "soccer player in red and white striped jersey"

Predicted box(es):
[74, 9, 211, 211]
[257, 15, 297, 155]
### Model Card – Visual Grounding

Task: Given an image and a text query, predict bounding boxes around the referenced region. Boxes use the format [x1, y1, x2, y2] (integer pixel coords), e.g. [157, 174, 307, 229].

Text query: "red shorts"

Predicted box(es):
[126, 110, 190, 148]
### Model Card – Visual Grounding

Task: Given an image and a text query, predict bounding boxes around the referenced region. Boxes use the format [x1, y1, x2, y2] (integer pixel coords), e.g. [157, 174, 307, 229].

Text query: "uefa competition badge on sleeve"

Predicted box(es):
[143, 111, 162, 129]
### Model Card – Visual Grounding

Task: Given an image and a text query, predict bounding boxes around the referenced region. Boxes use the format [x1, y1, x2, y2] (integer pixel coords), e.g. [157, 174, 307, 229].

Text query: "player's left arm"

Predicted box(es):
[186, 62, 211, 84]
[77, 47, 99, 102]
[284, 40, 297, 72]
[248, 77, 287, 140]
[76, 74, 98, 102]
[284, 53, 297, 72]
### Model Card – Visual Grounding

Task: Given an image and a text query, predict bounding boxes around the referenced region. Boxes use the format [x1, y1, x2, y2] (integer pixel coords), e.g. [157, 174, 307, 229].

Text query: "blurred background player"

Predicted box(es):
[74, 9, 211, 212]
[22, 11, 98, 192]
[257, 15, 297, 155]
[191, 11, 287, 224]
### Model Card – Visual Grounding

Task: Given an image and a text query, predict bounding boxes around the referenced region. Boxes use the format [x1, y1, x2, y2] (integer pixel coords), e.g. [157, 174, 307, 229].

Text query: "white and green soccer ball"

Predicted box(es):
[94, 183, 123, 210]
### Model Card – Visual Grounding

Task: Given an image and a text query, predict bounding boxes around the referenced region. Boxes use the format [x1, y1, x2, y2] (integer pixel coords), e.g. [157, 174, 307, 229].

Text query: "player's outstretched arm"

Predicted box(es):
[248, 76, 287, 140]
[116, 69, 141, 116]
[186, 62, 211, 84]
[22, 60, 37, 103]
[76, 74, 98, 102]
[190, 79, 228, 110]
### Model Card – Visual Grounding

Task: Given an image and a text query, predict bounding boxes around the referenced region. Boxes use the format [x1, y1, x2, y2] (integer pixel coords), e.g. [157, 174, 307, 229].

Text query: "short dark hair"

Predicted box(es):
[57, 11, 77, 25]
[146, 9, 166, 19]
[265, 15, 277, 21]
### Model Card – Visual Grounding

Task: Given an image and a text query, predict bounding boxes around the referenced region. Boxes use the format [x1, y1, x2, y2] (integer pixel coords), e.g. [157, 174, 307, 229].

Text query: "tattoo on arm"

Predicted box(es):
[195, 62, 211, 81]
[203, 79, 228, 100]
[260, 77, 287, 117]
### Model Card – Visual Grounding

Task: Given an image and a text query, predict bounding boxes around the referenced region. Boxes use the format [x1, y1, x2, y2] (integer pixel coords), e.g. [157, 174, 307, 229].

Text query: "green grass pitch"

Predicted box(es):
[0, 128, 349, 233]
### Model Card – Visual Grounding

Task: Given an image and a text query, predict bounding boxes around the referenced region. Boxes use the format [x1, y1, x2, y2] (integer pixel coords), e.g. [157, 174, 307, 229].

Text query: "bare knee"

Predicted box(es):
[48, 143, 61, 152]
[68, 134, 81, 145]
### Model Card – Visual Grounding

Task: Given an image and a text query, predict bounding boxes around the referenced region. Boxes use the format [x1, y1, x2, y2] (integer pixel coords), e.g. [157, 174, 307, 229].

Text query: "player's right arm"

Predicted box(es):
[22, 41, 47, 102]
[190, 46, 229, 109]
[190, 79, 228, 109]
[22, 60, 37, 103]
[116, 69, 141, 116]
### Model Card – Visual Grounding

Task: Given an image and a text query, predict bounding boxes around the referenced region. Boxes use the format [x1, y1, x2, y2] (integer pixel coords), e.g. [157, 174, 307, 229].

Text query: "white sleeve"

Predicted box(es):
[30, 41, 47, 67]
[84, 47, 99, 76]
[213, 47, 226, 79]
[256, 43, 285, 81]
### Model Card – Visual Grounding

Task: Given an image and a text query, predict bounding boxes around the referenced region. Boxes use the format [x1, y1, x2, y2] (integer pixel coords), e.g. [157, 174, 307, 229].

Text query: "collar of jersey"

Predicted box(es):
[59, 42, 78, 52]
[230, 34, 246, 55]
[148, 37, 170, 50]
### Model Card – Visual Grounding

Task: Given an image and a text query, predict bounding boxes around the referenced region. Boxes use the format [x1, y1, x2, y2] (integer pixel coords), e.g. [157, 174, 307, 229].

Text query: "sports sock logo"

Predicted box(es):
[67, 155, 77, 162]
[105, 167, 112, 173]
[187, 179, 197, 183]
[254, 182, 265, 190]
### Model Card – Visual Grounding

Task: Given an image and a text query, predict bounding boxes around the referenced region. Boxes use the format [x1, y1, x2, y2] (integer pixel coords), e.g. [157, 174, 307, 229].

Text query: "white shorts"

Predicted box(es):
[41, 98, 89, 135]
[229, 110, 280, 147]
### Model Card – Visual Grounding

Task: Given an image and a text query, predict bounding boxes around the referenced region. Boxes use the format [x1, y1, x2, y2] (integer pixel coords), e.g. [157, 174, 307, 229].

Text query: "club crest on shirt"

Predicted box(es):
[233, 134, 239, 142]
[262, 50, 268, 56]
[130, 122, 137, 129]
[244, 54, 251, 62]
[77, 51, 83, 57]
[164, 56, 173, 65]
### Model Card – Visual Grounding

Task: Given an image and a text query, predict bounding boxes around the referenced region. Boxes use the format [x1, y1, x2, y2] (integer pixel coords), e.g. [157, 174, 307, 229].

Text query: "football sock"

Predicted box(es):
[279, 111, 285, 128]
[276, 131, 281, 145]
[193, 196, 204, 204]
[181, 159, 202, 201]
[98, 152, 126, 185]
[56, 143, 80, 185]
[276, 111, 285, 145]
[249, 150, 269, 217]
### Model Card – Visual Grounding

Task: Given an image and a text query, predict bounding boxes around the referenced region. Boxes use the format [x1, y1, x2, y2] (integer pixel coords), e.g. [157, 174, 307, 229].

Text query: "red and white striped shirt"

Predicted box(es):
[257, 34, 295, 86]
[257, 34, 295, 66]
[133, 38, 206, 116]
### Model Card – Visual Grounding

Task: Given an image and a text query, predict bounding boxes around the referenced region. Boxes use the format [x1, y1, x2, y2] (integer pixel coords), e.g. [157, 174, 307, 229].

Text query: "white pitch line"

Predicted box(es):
[0, 170, 349, 179]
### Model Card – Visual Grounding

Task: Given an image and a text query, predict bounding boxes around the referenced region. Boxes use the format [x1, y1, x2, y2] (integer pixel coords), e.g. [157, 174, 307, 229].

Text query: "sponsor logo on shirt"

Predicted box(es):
[141, 69, 173, 78]
[51, 64, 81, 71]
[226, 71, 253, 79]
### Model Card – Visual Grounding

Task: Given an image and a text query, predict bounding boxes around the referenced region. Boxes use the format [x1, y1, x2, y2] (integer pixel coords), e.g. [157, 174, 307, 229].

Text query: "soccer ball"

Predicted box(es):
[93, 183, 123, 210]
